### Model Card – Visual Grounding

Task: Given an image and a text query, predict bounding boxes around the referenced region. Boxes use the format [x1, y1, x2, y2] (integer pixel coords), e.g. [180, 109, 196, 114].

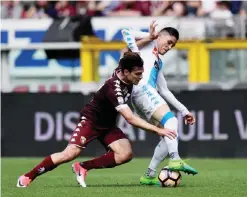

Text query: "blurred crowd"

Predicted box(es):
[1, 0, 247, 19]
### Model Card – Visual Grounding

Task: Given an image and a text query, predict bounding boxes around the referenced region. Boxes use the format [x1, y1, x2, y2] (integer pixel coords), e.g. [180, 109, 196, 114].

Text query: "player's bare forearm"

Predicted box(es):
[127, 115, 176, 139]
[136, 37, 153, 49]
[127, 115, 159, 133]
[119, 106, 158, 133]
[121, 22, 157, 52]
[135, 20, 158, 49]
[136, 20, 158, 49]
[121, 37, 152, 54]
[119, 106, 176, 139]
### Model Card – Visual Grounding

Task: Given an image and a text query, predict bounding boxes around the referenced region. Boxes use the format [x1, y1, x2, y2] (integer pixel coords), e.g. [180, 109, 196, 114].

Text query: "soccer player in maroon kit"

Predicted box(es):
[17, 52, 176, 188]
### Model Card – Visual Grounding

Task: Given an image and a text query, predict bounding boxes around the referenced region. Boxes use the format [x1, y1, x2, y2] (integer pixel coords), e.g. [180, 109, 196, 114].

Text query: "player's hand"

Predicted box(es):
[184, 113, 196, 125]
[157, 128, 177, 139]
[149, 20, 158, 40]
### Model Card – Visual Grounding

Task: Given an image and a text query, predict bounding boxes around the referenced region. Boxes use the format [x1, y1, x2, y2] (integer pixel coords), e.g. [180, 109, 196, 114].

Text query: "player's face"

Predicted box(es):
[124, 67, 144, 85]
[157, 34, 177, 55]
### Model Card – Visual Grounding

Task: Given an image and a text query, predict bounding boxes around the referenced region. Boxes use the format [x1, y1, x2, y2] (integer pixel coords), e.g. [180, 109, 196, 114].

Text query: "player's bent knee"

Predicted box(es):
[160, 111, 175, 126]
[160, 112, 178, 133]
[116, 150, 133, 164]
[121, 151, 134, 163]
[123, 151, 133, 162]
[168, 116, 178, 128]
[109, 138, 133, 164]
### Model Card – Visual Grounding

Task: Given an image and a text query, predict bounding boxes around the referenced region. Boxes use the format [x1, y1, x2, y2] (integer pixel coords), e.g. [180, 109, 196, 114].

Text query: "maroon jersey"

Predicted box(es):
[81, 73, 133, 131]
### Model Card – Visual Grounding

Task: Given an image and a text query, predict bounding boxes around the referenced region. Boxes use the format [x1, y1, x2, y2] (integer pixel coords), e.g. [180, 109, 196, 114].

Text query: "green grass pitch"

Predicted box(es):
[2, 158, 247, 197]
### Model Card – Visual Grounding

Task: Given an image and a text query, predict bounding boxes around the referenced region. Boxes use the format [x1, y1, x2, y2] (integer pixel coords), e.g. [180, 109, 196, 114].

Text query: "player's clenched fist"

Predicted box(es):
[184, 113, 196, 125]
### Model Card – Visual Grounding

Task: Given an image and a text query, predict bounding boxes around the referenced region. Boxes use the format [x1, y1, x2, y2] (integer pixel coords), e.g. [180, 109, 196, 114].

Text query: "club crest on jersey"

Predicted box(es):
[152, 47, 158, 57]
[117, 96, 124, 104]
[81, 136, 87, 144]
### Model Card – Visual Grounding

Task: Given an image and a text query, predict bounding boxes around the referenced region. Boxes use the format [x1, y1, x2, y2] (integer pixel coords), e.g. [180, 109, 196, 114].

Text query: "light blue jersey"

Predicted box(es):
[121, 28, 190, 119]
[138, 41, 163, 89]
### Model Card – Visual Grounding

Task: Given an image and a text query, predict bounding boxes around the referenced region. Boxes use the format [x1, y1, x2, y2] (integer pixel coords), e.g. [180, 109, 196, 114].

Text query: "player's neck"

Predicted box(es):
[116, 71, 130, 85]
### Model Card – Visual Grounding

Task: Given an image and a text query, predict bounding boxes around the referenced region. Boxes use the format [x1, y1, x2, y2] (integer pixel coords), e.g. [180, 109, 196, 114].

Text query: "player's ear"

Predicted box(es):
[123, 69, 130, 76]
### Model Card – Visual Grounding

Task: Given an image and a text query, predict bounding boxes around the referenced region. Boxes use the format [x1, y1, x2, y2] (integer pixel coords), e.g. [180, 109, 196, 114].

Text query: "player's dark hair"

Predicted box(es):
[160, 27, 179, 40]
[119, 52, 143, 72]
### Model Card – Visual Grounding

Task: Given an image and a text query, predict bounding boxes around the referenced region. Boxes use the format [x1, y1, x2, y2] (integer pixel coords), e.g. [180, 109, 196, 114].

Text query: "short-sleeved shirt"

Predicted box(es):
[81, 72, 133, 131]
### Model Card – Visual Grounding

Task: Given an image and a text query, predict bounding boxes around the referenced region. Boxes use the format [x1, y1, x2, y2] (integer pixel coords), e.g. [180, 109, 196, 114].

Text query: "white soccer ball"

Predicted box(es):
[158, 166, 182, 187]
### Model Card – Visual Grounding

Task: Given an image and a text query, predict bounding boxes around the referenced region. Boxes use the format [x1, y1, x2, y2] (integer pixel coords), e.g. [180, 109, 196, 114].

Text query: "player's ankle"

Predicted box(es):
[169, 152, 180, 160]
[146, 168, 156, 177]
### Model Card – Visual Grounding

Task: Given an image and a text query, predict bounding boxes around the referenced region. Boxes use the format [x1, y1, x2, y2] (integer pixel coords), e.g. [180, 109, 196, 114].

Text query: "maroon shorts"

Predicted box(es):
[68, 119, 127, 149]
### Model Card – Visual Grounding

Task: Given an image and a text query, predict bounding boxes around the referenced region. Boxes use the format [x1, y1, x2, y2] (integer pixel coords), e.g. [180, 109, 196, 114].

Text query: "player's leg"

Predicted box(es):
[73, 128, 131, 187]
[79, 128, 131, 169]
[152, 104, 198, 175]
[17, 117, 94, 188]
[17, 144, 82, 188]
[69, 118, 104, 188]
[140, 135, 168, 186]
[131, 86, 170, 185]
[135, 86, 197, 185]
[139, 105, 171, 185]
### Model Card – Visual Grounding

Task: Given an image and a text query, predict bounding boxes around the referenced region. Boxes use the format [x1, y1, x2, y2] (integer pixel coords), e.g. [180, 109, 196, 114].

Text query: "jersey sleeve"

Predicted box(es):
[157, 72, 189, 116]
[121, 28, 140, 53]
[106, 81, 128, 111]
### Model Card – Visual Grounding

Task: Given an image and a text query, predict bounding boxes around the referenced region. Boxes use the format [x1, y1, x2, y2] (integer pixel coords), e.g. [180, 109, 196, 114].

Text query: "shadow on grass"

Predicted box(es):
[88, 183, 143, 187]
[88, 184, 187, 188]
[52, 183, 152, 188]
[47, 183, 189, 188]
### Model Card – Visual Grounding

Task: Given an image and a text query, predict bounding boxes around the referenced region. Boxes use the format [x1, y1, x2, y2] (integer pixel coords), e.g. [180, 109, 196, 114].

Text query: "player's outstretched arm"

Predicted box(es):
[157, 72, 190, 116]
[119, 105, 176, 139]
[157, 68, 196, 125]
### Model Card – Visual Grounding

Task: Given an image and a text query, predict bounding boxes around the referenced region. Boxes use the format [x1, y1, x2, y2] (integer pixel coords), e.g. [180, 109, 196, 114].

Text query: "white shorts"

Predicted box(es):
[131, 84, 167, 121]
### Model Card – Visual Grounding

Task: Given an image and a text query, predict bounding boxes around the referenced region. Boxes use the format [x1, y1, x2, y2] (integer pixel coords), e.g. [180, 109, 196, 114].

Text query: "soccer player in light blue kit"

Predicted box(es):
[121, 21, 198, 186]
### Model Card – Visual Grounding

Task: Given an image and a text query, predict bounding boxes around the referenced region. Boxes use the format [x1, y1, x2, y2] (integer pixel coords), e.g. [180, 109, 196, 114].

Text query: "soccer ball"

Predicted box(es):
[158, 166, 182, 187]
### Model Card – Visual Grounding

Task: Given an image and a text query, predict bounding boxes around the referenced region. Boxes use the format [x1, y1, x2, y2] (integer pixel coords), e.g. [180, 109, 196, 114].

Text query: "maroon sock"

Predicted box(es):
[25, 156, 57, 180]
[80, 151, 117, 170]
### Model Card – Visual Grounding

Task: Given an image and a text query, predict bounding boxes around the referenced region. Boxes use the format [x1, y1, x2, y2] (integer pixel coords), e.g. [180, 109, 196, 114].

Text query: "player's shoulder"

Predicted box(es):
[105, 75, 121, 89]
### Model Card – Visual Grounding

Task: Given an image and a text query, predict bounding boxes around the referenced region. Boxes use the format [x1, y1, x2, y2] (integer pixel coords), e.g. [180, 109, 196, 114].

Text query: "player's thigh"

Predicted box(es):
[151, 103, 171, 124]
[99, 128, 131, 155]
[68, 118, 99, 149]
[132, 85, 168, 121]
[109, 138, 132, 156]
